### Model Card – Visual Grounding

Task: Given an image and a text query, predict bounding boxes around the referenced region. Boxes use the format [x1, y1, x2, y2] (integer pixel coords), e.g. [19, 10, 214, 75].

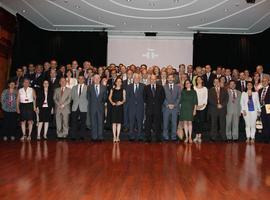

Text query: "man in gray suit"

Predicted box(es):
[70, 75, 88, 140]
[87, 74, 107, 141]
[226, 80, 242, 141]
[126, 73, 145, 141]
[53, 77, 72, 139]
[163, 74, 181, 141]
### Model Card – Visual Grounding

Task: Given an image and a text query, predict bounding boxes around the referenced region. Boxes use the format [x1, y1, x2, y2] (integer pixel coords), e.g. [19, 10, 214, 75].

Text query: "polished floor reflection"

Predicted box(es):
[0, 141, 270, 200]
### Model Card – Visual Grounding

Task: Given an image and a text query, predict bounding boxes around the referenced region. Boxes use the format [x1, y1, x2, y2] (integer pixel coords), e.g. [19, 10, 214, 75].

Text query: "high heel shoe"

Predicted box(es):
[20, 135, 26, 141]
[117, 138, 120, 143]
[113, 137, 117, 143]
[189, 138, 193, 143]
[184, 138, 188, 143]
[27, 136, 31, 141]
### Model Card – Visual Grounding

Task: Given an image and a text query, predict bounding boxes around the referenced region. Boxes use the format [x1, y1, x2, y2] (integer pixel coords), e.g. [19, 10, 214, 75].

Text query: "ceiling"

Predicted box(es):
[1, 0, 270, 36]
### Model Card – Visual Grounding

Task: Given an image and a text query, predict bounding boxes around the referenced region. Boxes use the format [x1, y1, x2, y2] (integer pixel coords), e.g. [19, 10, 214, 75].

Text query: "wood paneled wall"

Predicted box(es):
[0, 7, 16, 115]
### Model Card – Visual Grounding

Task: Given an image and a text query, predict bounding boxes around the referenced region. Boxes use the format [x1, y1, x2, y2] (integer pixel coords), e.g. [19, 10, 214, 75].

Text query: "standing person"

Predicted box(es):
[179, 80, 198, 143]
[253, 72, 262, 92]
[258, 77, 270, 143]
[236, 72, 247, 92]
[143, 75, 165, 142]
[108, 77, 126, 142]
[241, 81, 261, 143]
[193, 76, 208, 143]
[17, 79, 36, 141]
[70, 75, 88, 140]
[208, 78, 229, 141]
[36, 80, 54, 140]
[202, 65, 216, 89]
[53, 78, 72, 139]
[66, 69, 78, 89]
[226, 80, 241, 142]
[1, 80, 18, 141]
[126, 73, 145, 141]
[88, 74, 107, 141]
[162, 74, 181, 141]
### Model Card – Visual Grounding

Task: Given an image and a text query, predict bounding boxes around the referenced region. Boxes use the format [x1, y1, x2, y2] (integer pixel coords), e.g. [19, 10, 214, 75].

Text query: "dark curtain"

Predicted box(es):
[11, 14, 107, 75]
[193, 28, 270, 72]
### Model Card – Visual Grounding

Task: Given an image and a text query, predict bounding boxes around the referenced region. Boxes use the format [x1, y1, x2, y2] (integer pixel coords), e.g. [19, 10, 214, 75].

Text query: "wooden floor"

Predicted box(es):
[0, 141, 270, 200]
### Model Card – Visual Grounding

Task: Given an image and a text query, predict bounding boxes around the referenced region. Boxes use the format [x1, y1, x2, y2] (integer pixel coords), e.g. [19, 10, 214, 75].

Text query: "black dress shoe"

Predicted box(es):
[129, 138, 135, 142]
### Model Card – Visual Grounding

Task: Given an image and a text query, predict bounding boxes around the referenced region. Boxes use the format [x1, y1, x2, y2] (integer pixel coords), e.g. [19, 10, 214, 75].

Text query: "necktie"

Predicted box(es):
[61, 88, 64, 97]
[151, 85, 155, 97]
[95, 85, 99, 97]
[74, 70, 76, 78]
[135, 84, 138, 96]
[232, 90, 236, 103]
[79, 85, 82, 97]
[261, 88, 267, 105]
[170, 84, 173, 93]
[216, 87, 220, 104]
[241, 81, 245, 92]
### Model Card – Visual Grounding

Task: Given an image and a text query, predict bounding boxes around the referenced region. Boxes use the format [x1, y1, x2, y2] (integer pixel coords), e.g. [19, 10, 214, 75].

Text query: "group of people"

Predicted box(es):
[1, 60, 270, 144]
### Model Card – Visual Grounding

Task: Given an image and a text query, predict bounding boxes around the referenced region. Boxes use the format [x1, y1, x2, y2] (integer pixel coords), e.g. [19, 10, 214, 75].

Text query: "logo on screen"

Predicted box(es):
[142, 49, 159, 60]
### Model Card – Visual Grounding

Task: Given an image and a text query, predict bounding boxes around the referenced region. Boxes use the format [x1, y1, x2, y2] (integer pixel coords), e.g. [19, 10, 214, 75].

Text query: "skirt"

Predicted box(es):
[39, 107, 51, 122]
[111, 105, 124, 124]
[20, 103, 34, 121]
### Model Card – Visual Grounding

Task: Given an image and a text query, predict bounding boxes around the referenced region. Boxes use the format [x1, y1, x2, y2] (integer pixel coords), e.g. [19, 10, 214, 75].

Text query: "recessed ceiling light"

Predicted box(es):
[121, 22, 127, 25]
[224, 8, 229, 12]
[126, 0, 132, 2]
[22, 9, 26, 13]
[74, 5, 80, 8]
[177, 23, 180, 26]
[174, 0, 180, 3]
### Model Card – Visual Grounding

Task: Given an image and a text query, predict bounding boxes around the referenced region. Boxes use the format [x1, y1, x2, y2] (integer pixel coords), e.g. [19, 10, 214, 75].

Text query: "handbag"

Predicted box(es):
[256, 116, 263, 130]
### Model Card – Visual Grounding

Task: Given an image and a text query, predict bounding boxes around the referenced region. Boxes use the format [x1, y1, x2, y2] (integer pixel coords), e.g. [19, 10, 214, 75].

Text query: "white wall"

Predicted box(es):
[107, 35, 193, 68]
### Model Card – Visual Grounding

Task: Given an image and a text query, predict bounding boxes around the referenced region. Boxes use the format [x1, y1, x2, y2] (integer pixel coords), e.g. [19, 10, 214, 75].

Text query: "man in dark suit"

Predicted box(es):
[32, 64, 44, 89]
[236, 72, 247, 92]
[202, 65, 216, 89]
[143, 75, 165, 142]
[208, 78, 229, 141]
[11, 67, 24, 89]
[122, 69, 133, 132]
[48, 69, 60, 91]
[126, 73, 145, 141]
[258, 77, 270, 143]
[88, 74, 107, 141]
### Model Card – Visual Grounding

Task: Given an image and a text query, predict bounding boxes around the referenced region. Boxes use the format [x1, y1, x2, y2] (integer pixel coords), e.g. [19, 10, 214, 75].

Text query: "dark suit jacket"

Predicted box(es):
[11, 76, 24, 89]
[208, 87, 229, 115]
[49, 78, 60, 92]
[143, 84, 165, 115]
[36, 88, 54, 110]
[87, 85, 107, 113]
[123, 79, 133, 90]
[236, 80, 247, 92]
[126, 83, 145, 115]
[203, 73, 216, 89]
[31, 73, 45, 89]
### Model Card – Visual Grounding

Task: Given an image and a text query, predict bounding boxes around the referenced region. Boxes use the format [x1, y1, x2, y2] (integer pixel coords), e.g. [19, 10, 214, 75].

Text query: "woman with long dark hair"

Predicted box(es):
[193, 76, 208, 143]
[36, 80, 54, 140]
[241, 81, 261, 143]
[108, 77, 126, 142]
[179, 79, 198, 143]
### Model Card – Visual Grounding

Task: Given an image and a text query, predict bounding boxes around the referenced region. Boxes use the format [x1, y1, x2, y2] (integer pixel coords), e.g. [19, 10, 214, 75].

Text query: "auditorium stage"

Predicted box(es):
[0, 141, 269, 200]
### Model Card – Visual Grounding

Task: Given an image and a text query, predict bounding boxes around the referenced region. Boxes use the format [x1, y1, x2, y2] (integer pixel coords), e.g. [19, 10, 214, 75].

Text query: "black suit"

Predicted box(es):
[143, 84, 165, 141]
[258, 86, 270, 141]
[31, 73, 44, 89]
[11, 76, 24, 89]
[203, 73, 216, 89]
[236, 80, 247, 92]
[208, 87, 229, 141]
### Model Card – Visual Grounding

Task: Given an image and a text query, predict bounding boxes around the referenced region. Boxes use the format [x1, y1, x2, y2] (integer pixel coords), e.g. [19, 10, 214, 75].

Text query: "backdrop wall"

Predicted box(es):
[11, 14, 107, 75]
[108, 35, 193, 68]
[193, 29, 270, 72]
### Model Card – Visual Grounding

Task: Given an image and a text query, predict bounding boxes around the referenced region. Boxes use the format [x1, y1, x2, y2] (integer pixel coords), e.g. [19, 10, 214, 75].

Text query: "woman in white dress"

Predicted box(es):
[66, 69, 78, 89]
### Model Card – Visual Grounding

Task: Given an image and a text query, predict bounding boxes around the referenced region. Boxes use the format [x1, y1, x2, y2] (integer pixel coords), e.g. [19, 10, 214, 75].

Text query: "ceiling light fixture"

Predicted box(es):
[22, 9, 26, 13]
